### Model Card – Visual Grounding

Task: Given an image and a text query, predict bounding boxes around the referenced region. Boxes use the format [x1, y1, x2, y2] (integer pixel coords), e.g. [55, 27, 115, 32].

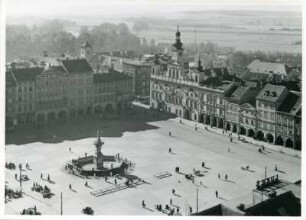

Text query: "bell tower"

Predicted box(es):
[80, 42, 93, 60]
[171, 26, 184, 63]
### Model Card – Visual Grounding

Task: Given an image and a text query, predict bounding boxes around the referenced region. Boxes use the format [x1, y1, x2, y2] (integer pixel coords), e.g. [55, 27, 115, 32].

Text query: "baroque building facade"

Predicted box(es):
[6, 57, 133, 127]
[150, 28, 301, 150]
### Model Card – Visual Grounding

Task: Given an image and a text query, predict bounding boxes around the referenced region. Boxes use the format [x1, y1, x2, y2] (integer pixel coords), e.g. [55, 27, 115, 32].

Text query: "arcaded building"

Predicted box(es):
[6, 57, 133, 127]
[150, 28, 301, 149]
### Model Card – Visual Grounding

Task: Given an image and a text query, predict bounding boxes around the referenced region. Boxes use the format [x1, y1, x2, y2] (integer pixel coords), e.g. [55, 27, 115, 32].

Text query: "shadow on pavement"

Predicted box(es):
[6, 107, 175, 145]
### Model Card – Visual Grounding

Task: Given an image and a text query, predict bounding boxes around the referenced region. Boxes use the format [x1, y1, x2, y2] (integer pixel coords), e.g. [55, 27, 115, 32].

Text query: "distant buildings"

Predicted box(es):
[241, 59, 295, 82]
[6, 58, 133, 127]
[149, 27, 301, 149]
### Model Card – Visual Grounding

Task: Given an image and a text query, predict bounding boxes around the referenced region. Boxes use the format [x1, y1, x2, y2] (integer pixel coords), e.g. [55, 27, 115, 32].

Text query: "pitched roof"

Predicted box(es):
[42, 66, 66, 74]
[256, 84, 288, 103]
[226, 86, 260, 106]
[61, 58, 93, 74]
[244, 191, 300, 216]
[11, 67, 44, 82]
[278, 91, 301, 113]
[93, 69, 131, 84]
[247, 59, 287, 75]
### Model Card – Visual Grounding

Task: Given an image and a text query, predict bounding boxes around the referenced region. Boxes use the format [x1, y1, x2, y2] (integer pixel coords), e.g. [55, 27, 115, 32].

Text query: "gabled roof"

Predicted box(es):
[93, 69, 131, 84]
[11, 67, 44, 82]
[247, 59, 287, 75]
[61, 58, 93, 74]
[256, 84, 288, 103]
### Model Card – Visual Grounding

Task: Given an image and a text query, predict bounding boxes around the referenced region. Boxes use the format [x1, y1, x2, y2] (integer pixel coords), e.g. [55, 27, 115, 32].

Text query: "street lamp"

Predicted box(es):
[18, 163, 22, 194]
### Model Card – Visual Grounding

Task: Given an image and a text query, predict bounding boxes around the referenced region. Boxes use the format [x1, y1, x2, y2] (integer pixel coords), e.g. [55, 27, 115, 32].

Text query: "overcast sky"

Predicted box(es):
[7, 0, 302, 19]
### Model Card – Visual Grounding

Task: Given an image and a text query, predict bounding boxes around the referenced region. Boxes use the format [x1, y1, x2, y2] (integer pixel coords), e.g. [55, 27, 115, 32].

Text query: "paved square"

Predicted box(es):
[5, 117, 301, 215]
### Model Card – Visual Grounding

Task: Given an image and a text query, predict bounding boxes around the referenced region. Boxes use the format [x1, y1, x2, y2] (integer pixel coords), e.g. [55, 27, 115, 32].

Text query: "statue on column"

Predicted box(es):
[94, 131, 104, 169]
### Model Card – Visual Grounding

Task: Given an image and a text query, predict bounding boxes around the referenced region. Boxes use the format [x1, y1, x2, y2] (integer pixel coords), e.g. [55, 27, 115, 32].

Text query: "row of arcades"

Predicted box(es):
[178, 106, 300, 150]
[6, 102, 126, 126]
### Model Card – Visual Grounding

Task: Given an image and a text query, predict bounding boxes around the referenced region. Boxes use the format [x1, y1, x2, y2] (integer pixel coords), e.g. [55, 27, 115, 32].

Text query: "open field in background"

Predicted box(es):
[8, 10, 302, 53]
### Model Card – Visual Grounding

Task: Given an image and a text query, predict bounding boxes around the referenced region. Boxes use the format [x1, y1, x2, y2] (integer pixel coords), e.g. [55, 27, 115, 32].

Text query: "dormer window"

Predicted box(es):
[264, 91, 270, 96]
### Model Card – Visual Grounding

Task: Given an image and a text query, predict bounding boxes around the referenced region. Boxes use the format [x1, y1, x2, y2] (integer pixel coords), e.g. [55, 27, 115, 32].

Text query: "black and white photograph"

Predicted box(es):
[2, 0, 304, 218]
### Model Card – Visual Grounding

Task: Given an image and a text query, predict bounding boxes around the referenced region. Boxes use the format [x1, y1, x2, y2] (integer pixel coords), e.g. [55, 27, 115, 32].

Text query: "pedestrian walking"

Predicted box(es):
[177, 207, 180, 213]
[230, 137, 233, 142]
[169, 132, 171, 136]
[69, 147, 71, 152]
[41, 173, 43, 179]
[228, 148, 231, 152]
[200, 181, 202, 185]
[15, 173, 17, 179]
[170, 198, 172, 205]
[172, 189, 175, 194]
[85, 181, 88, 187]
[202, 162, 205, 168]
[169, 148, 172, 153]
[114, 179, 117, 185]
[218, 174, 220, 179]
[275, 165, 278, 171]
[142, 200, 145, 208]
[69, 184, 71, 189]
[180, 119, 182, 123]
[225, 174, 228, 180]
[215, 190, 218, 198]
[189, 206, 193, 214]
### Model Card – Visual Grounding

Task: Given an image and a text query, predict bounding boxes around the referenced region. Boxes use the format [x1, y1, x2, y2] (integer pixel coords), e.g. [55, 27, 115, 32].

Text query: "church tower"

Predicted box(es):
[80, 42, 93, 60]
[171, 26, 184, 63]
